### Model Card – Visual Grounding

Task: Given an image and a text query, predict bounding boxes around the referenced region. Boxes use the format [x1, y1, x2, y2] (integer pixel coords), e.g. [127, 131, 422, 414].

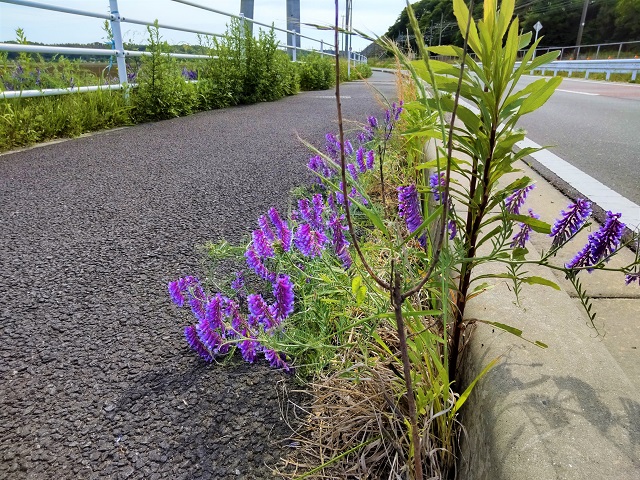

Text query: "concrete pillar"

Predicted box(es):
[286, 0, 300, 59]
[240, 0, 254, 35]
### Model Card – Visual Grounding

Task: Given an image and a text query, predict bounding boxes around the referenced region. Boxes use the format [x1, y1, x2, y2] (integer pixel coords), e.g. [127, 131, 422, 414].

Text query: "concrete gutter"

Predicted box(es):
[458, 162, 640, 479]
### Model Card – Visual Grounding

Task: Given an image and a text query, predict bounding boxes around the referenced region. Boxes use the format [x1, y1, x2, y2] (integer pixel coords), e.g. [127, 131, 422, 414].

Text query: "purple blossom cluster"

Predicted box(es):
[398, 184, 426, 247]
[550, 198, 592, 247]
[505, 184, 535, 215]
[429, 172, 446, 202]
[511, 209, 539, 248]
[169, 274, 294, 370]
[566, 211, 626, 270]
[181, 67, 198, 81]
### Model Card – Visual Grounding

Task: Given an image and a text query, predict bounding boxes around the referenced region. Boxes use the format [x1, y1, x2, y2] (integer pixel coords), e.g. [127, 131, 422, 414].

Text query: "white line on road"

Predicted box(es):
[557, 89, 599, 96]
[516, 137, 640, 230]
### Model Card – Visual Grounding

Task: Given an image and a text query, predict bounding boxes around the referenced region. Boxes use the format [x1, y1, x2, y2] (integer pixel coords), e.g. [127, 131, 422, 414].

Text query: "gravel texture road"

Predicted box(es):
[0, 72, 397, 479]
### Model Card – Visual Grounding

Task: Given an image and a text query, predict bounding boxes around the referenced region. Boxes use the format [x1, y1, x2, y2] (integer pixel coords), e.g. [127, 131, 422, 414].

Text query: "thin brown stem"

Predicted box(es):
[391, 266, 423, 480]
[334, 2, 390, 291]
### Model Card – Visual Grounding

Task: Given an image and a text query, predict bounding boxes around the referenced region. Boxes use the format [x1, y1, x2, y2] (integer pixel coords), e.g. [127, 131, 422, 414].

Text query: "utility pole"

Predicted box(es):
[239, 0, 254, 35]
[439, 12, 444, 46]
[575, 0, 589, 59]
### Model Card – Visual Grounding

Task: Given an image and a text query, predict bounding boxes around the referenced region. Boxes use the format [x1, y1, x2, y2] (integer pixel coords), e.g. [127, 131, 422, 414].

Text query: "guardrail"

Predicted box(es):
[1, 0, 367, 99]
[534, 40, 640, 61]
[530, 59, 640, 81]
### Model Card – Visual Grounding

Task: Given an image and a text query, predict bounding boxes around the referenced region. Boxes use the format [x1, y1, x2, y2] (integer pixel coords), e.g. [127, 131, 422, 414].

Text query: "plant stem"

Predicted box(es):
[392, 267, 423, 480]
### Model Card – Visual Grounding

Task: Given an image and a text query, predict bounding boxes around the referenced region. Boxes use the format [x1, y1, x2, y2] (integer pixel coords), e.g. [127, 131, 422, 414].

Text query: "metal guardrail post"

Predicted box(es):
[108, 0, 128, 88]
[320, 40, 324, 56]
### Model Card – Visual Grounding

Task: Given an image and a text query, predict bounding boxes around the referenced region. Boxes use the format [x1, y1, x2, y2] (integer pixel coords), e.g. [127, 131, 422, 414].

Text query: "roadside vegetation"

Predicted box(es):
[0, 20, 371, 153]
[168, 0, 640, 478]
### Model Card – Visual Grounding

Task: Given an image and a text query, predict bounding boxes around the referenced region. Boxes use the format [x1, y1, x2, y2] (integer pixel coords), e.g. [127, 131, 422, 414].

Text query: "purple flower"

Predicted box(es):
[205, 294, 226, 331]
[367, 116, 378, 129]
[245, 247, 274, 281]
[397, 185, 426, 247]
[268, 207, 292, 251]
[344, 140, 353, 156]
[566, 211, 625, 270]
[247, 293, 276, 329]
[356, 147, 366, 173]
[294, 223, 327, 258]
[505, 184, 535, 215]
[325, 133, 339, 158]
[197, 314, 225, 354]
[346, 163, 359, 181]
[448, 219, 457, 240]
[184, 325, 213, 362]
[263, 348, 290, 371]
[366, 150, 375, 170]
[550, 198, 592, 247]
[273, 274, 295, 320]
[168, 280, 186, 307]
[181, 67, 197, 80]
[231, 271, 244, 292]
[625, 273, 640, 286]
[258, 215, 276, 242]
[252, 229, 274, 258]
[311, 194, 325, 228]
[511, 209, 539, 248]
[328, 214, 352, 269]
[589, 211, 625, 264]
[238, 337, 261, 363]
[308, 155, 332, 180]
[429, 172, 446, 202]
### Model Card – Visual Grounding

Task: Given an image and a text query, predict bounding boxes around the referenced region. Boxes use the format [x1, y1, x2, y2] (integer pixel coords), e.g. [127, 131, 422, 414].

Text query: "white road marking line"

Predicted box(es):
[557, 89, 599, 96]
[516, 137, 640, 230]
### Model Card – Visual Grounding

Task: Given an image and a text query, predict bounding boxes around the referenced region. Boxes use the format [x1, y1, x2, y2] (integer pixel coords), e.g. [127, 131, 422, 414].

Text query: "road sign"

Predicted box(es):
[534, 21, 543, 33]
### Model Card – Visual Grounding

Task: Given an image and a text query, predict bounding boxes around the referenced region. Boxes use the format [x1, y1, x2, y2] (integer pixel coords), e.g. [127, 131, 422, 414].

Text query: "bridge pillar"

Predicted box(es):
[240, 0, 254, 35]
[286, 0, 300, 60]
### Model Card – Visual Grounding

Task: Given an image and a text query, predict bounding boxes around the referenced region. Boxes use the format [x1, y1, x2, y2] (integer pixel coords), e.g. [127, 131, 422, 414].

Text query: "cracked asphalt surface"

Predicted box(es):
[0, 72, 397, 479]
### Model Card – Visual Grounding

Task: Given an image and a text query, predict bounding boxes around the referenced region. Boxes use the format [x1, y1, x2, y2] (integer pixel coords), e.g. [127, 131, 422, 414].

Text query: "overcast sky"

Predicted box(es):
[0, 1, 406, 52]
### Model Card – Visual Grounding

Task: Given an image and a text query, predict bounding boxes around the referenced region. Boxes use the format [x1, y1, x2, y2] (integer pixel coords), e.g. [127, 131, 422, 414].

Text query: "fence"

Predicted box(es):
[0, 0, 367, 99]
[529, 59, 640, 81]
[534, 40, 640, 61]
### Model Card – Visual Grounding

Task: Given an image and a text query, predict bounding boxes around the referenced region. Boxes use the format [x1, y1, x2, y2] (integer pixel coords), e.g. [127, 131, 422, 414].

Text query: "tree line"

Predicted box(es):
[386, 0, 639, 49]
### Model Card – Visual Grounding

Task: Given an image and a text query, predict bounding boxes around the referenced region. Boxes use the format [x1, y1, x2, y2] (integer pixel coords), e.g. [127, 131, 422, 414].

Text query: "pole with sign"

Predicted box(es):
[533, 21, 543, 59]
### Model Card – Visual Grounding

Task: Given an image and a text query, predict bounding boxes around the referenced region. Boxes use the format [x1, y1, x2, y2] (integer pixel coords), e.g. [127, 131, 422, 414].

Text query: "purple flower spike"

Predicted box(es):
[245, 247, 274, 281]
[252, 229, 274, 258]
[511, 209, 539, 248]
[505, 184, 535, 215]
[188, 281, 207, 322]
[231, 271, 245, 292]
[328, 214, 352, 269]
[168, 280, 185, 307]
[238, 337, 261, 363]
[625, 273, 640, 286]
[264, 348, 290, 372]
[294, 223, 327, 258]
[566, 211, 625, 271]
[268, 207, 292, 251]
[448, 219, 457, 240]
[258, 215, 276, 242]
[366, 150, 375, 170]
[247, 293, 276, 329]
[368, 116, 378, 129]
[397, 185, 426, 247]
[325, 133, 340, 159]
[550, 198, 592, 247]
[205, 294, 226, 331]
[344, 140, 354, 156]
[356, 147, 366, 173]
[589, 211, 625, 264]
[273, 274, 295, 321]
[346, 163, 359, 181]
[184, 325, 213, 362]
[429, 172, 446, 202]
[311, 194, 325, 228]
[197, 315, 224, 353]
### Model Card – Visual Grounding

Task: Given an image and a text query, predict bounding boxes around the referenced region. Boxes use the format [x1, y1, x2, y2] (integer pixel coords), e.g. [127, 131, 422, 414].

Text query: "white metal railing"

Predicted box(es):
[529, 59, 640, 81]
[534, 40, 640, 62]
[1, 0, 367, 99]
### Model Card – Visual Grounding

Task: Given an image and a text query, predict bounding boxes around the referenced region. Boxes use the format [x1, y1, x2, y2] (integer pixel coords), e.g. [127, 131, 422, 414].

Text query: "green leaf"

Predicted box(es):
[351, 276, 362, 296]
[453, 0, 482, 55]
[452, 355, 500, 415]
[518, 76, 562, 115]
[509, 214, 552, 234]
[521, 276, 561, 290]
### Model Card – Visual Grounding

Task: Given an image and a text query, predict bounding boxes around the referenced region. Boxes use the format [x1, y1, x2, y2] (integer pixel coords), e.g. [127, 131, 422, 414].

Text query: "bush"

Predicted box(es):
[349, 62, 373, 80]
[298, 52, 335, 90]
[132, 21, 198, 121]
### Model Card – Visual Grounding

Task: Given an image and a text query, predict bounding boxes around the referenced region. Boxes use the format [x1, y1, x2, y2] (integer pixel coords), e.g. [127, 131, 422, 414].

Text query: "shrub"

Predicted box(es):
[298, 52, 335, 90]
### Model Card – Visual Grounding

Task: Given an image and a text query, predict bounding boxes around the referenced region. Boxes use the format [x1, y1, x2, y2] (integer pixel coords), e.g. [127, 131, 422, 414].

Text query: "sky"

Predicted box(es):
[0, 0, 407, 53]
